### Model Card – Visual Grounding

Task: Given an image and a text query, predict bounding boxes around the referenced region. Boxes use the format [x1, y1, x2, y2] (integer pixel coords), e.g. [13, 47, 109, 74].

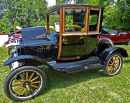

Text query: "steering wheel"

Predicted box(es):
[65, 27, 75, 32]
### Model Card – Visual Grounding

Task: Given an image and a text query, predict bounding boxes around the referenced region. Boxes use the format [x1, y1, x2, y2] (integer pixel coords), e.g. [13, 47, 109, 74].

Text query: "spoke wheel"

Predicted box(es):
[4, 66, 46, 102]
[103, 53, 123, 76]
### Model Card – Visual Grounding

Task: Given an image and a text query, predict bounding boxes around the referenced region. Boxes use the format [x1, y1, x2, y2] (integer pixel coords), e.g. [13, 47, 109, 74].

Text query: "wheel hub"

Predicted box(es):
[112, 63, 116, 68]
[23, 81, 31, 88]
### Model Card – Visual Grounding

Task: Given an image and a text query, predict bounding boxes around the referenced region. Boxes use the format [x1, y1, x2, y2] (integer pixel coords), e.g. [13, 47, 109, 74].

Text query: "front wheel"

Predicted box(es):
[4, 66, 47, 102]
[103, 53, 123, 76]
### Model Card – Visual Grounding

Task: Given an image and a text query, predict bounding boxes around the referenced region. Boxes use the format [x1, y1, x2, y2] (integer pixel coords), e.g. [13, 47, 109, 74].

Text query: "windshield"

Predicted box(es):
[48, 10, 60, 32]
[65, 9, 86, 32]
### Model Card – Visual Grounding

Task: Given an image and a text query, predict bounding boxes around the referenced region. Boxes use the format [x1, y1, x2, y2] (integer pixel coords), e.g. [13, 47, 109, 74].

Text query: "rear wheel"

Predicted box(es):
[103, 53, 123, 76]
[4, 66, 46, 102]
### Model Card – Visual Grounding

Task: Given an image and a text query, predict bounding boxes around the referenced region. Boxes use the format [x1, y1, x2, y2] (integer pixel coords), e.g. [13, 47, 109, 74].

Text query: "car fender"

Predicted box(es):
[98, 47, 128, 63]
[98, 38, 114, 47]
[3, 55, 46, 66]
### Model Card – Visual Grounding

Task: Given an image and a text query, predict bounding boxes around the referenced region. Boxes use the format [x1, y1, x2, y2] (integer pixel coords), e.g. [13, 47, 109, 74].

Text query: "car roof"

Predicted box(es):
[46, 4, 103, 14]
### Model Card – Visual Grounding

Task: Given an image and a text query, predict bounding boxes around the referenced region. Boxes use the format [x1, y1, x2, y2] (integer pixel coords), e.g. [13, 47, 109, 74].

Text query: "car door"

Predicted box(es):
[108, 30, 119, 43]
[118, 32, 128, 43]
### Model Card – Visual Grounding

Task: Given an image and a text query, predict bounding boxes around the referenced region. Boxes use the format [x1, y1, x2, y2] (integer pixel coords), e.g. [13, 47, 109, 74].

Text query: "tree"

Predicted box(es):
[103, 0, 130, 30]
[1, 0, 130, 32]
[0, 0, 47, 32]
[56, 0, 87, 4]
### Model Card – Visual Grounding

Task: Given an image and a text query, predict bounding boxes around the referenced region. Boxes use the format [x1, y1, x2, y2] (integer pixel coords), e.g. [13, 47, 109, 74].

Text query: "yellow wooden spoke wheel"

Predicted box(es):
[4, 66, 46, 102]
[103, 53, 123, 76]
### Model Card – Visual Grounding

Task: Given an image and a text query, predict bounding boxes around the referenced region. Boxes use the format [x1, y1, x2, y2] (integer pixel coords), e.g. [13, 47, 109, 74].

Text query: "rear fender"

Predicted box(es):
[98, 47, 128, 63]
[3, 55, 46, 66]
[93, 38, 114, 55]
[98, 38, 114, 47]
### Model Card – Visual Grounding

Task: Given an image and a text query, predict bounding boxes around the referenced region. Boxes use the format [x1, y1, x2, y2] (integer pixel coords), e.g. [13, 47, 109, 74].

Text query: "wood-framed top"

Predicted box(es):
[45, 4, 103, 60]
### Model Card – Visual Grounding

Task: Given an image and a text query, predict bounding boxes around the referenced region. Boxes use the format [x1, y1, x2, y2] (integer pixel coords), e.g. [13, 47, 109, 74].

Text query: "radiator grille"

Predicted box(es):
[37, 46, 51, 57]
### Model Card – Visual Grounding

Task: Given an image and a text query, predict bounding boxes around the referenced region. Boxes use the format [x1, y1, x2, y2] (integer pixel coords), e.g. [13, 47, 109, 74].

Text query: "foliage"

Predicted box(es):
[103, 0, 130, 30]
[56, 0, 130, 30]
[0, 0, 47, 32]
[0, 0, 130, 33]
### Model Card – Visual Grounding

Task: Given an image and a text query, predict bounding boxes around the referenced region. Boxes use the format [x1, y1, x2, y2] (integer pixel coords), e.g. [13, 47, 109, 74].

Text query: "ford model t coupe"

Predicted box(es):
[3, 4, 128, 101]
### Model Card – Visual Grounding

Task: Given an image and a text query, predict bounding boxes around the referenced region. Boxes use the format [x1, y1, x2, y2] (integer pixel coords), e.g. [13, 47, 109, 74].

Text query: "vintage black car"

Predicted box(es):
[3, 4, 128, 101]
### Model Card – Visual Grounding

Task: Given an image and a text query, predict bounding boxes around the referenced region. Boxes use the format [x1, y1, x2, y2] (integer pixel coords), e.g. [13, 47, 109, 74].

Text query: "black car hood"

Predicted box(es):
[20, 39, 51, 47]
[21, 26, 46, 41]
[19, 26, 51, 47]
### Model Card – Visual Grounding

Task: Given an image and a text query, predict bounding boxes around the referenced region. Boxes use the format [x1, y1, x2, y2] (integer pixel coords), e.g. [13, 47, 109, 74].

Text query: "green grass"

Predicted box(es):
[0, 45, 130, 103]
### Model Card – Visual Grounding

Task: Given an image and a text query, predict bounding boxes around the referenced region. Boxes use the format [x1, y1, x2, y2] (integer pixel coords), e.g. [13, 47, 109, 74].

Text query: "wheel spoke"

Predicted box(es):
[108, 63, 112, 66]
[109, 67, 114, 73]
[114, 67, 117, 71]
[13, 87, 23, 93]
[114, 65, 118, 71]
[26, 72, 28, 81]
[31, 81, 40, 85]
[15, 79, 24, 82]
[108, 66, 112, 72]
[29, 87, 34, 93]
[19, 88, 24, 96]
[29, 72, 34, 81]
[112, 57, 116, 61]
[30, 84, 38, 88]
[26, 88, 28, 96]
[19, 74, 25, 81]
[12, 84, 21, 87]
[31, 76, 39, 82]
[114, 57, 119, 62]
[108, 67, 112, 71]
[115, 61, 119, 64]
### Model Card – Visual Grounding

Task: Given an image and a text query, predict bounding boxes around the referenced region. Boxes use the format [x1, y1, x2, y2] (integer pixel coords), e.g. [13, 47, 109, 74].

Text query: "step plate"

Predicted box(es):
[47, 57, 104, 73]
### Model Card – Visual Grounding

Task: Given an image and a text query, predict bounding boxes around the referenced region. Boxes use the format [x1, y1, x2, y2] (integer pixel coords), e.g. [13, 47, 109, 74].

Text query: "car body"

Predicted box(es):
[0, 31, 6, 35]
[0, 31, 3, 35]
[97, 29, 130, 44]
[3, 4, 128, 102]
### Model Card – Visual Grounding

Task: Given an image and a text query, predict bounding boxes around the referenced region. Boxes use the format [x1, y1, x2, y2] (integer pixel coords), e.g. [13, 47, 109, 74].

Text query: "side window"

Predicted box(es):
[89, 10, 99, 31]
[65, 9, 86, 32]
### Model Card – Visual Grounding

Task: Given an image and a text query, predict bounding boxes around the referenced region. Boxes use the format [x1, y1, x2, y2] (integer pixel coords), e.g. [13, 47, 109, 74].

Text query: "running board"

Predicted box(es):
[46, 57, 104, 73]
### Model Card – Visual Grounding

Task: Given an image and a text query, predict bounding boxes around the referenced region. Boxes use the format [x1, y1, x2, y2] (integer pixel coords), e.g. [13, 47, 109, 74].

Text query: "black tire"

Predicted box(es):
[4, 66, 47, 102]
[103, 53, 123, 76]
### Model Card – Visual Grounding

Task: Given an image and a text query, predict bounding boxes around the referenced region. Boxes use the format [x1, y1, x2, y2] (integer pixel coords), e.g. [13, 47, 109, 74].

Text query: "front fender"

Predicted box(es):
[98, 47, 128, 62]
[3, 55, 46, 66]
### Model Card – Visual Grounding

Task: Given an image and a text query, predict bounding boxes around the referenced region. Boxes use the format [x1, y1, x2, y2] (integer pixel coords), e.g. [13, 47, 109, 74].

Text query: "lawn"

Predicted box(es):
[0, 45, 130, 103]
